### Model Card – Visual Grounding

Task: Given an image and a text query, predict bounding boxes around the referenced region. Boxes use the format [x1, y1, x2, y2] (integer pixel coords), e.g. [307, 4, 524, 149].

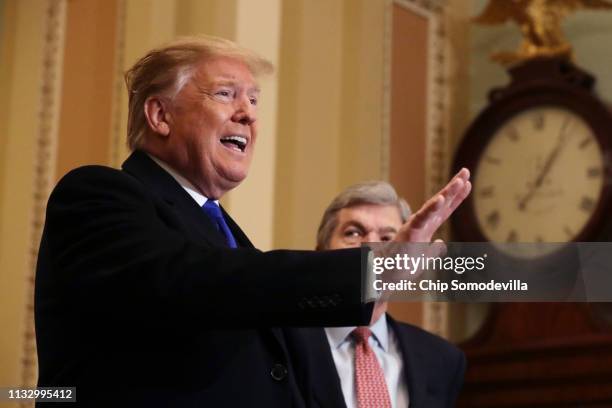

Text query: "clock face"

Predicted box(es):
[473, 105, 605, 253]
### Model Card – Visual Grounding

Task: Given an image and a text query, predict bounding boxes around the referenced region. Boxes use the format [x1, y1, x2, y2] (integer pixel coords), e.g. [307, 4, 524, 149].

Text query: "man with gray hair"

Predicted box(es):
[35, 35, 470, 407]
[293, 181, 465, 408]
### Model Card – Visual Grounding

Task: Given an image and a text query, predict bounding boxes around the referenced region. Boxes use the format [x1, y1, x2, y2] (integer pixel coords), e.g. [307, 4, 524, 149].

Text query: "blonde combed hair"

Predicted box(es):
[124, 35, 274, 150]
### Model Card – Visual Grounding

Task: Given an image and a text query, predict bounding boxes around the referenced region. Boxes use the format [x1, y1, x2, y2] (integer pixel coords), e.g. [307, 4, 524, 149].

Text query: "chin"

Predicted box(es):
[225, 164, 250, 182]
[220, 171, 248, 189]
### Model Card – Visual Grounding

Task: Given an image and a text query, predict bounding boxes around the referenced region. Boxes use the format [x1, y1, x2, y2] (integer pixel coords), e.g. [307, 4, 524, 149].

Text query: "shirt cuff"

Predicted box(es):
[362, 248, 380, 303]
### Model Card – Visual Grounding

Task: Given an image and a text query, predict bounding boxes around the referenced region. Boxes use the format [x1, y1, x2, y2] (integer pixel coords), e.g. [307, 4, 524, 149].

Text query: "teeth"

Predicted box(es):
[220, 135, 247, 152]
[222, 135, 247, 145]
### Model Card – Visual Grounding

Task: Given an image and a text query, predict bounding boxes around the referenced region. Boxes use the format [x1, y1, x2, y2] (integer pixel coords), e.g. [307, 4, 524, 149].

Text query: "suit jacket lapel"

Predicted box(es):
[387, 315, 428, 408]
[221, 206, 254, 249]
[122, 150, 227, 248]
[299, 328, 347, 408]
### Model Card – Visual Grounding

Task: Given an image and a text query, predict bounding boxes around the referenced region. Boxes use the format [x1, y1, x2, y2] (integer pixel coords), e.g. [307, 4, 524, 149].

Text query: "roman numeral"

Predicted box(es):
[507, 230, 518, 243]
[533, 113, 545, 130]
[480, 186, 495, 198]
[587, 167, 601, 178]
[486, 210, 500, 229]
[506, 127, 519, 142]
[579, 138, 593, 149]
[580, 196, 595, 213]
[484, 156, 501, 165]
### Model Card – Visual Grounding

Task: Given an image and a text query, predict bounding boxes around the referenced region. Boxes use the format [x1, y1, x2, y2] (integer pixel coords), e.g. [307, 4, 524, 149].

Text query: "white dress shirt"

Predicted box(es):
[324, 314, 409, 408]
[149, 154, 216, 207]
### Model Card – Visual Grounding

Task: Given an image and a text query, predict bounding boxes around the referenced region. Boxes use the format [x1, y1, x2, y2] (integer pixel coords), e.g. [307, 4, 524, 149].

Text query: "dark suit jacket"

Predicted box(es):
[286, 315, 466, 408]
[35, 151, 373, 407]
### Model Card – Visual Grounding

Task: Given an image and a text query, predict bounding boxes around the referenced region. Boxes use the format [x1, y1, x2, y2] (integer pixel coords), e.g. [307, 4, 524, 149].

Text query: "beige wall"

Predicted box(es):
[274, 0, 347, 249]
[274, 0, 388, 250]
[385, 2, 430, 328]
[57, 0, 117, 178]
[389, 4, 428, 214]
[0, 0, 48, 391]
[223, 0, 281, 251]
[0, 0, 11, 224]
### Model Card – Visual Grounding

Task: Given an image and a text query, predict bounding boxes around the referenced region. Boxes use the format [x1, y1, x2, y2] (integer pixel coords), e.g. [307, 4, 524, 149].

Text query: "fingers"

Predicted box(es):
[453, 167, 470, 183]
[448, 180, 471, 213]
[410, 169, 471, 230]
[395, 168, 471, 243]
[409, 194, 444, 230]
[427, 238, 447, 258]
[438, 170, 472, 217]
[440, 168, 470, 201]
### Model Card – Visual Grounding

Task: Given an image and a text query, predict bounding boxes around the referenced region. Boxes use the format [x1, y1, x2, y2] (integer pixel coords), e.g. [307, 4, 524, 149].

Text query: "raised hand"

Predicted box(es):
[395, 168, 471, 243]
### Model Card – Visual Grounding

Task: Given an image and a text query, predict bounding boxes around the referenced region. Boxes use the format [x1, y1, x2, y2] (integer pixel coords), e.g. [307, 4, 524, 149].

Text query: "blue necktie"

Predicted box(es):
[201, 201, 238, 248]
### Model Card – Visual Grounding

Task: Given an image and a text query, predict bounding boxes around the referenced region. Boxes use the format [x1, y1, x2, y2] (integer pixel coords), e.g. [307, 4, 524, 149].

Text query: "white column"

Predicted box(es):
[223, 0, 282, 251]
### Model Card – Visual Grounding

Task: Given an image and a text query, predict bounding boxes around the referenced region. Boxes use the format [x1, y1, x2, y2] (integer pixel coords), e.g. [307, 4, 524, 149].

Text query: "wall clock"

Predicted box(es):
[452, 58, 612, 256]
[452, 57, 612, 407]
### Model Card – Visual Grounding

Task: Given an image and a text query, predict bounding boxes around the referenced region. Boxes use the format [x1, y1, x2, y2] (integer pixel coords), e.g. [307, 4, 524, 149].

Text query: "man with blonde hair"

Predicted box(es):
[292, 181, 465, 408]
[35, 36, 470, 407]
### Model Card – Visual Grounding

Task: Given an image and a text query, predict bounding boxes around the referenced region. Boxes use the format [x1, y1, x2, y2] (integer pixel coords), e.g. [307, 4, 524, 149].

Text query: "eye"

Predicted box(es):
[214, 89, 234, 101]
[380, 232, 397, 242]
[249, 97, 258, 106]
[344, 229, 362, 238]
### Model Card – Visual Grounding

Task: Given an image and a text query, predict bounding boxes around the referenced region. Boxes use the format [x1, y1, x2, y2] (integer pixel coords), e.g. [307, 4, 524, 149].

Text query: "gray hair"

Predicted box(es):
[124, 35, 273, 150]
[316, 181, 411, 250]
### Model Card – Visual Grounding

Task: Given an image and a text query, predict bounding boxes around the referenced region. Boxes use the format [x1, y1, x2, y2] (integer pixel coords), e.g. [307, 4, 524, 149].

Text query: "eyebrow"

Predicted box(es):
[379, 226, 398, 234]
[211, 79, 260, 94]
[341, 221, 366, 231]
[342, 222, 398, 235]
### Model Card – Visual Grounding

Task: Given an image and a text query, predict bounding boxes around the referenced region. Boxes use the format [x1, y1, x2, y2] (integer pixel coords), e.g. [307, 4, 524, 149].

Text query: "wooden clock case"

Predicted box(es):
[452, 58, 612, 407]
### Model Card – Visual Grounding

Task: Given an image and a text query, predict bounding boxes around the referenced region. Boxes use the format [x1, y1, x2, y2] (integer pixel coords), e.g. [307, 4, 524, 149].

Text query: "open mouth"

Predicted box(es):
[220, 135, 248, 153]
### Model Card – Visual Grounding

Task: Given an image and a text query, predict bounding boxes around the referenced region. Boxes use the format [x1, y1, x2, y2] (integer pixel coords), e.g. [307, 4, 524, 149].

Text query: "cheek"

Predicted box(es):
[197, 104, 230, 132]
[327, 235, 344, 250]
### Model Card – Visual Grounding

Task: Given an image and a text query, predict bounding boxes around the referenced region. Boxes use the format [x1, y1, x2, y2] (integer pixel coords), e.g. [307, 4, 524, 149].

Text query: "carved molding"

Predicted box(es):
[21, 0, 66, 399]
[110, 0, 127, 168]
[383, 0, 451, 338]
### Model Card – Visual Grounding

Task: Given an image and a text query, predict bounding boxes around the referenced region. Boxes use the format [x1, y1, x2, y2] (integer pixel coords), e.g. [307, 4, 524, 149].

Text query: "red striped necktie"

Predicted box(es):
[352, 326, 392, 408]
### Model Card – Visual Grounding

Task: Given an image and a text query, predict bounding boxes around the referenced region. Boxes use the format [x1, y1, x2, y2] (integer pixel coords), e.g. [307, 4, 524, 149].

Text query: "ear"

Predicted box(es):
[144, 96, 171, 137]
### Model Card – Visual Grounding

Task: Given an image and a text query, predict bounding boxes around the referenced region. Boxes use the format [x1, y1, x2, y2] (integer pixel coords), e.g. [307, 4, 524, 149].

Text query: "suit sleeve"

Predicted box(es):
[38, 166, 373, 329]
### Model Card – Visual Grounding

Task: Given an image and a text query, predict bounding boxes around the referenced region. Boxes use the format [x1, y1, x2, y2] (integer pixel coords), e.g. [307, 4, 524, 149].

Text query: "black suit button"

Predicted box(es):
[270, 363, 288, 381]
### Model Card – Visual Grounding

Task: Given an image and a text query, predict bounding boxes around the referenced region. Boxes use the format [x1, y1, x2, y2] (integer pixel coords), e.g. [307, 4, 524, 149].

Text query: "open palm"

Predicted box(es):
[396, 168, 471, 243]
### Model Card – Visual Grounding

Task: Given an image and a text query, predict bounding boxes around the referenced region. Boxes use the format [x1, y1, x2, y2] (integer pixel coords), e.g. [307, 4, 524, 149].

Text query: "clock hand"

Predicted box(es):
[531, 118, 571, 188]
[518, 116, 572, 211]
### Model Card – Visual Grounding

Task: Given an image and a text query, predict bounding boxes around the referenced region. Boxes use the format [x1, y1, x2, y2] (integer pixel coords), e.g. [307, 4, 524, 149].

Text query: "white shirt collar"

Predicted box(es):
[325, 313, 389, 352]
[148, 154, 218, 207]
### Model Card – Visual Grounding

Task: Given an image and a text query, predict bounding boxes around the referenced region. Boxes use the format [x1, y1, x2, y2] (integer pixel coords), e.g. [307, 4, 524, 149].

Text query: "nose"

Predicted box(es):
[232, 95, 256, 126]
[364, 232, 379, 243]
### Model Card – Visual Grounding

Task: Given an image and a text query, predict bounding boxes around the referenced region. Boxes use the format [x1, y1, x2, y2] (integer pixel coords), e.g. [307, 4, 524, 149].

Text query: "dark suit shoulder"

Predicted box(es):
[389, 316, 466, 406]
[48, 164, 159, 223]
[59, 163, 123, 179]
[53, 164, 146, 198]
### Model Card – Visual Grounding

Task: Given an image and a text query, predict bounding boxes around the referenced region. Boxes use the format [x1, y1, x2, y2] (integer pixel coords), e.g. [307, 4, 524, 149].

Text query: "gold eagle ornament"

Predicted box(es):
[473, 0, 612, 65]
